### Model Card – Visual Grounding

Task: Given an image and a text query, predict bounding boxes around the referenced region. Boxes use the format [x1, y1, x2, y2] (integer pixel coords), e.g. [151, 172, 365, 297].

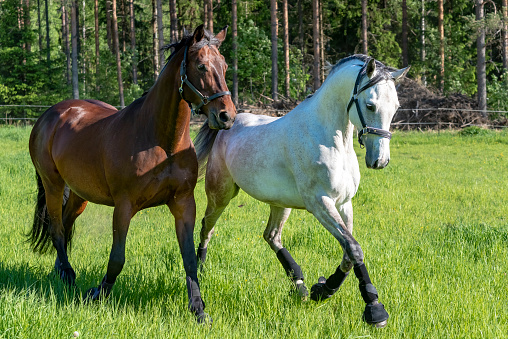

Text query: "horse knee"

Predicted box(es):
[345, 241, 364, 266]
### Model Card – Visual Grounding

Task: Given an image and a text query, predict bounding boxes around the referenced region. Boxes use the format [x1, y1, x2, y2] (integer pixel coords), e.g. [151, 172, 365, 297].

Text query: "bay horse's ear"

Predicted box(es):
[192, 24, 206, 45]
[214, 25, 229, 46]
[391, 66, 411, 84]
[366, 58, 376, 78]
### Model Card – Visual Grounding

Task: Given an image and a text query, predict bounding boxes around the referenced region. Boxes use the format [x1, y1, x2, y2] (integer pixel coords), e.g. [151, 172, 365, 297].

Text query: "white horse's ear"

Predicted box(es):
[215, 25, 229, 46]
[366, 59, 376, 78]
[391, 66, 410, 84]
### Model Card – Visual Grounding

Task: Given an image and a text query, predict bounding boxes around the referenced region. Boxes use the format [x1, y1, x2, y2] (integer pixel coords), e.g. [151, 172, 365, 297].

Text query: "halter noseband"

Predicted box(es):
[179, 46, 231, 115]
[346, 60, 393, 148]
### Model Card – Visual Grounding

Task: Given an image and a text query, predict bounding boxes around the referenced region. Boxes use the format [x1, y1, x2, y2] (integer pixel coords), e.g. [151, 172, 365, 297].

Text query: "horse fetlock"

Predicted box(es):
[197, 245, 207, 263]
[295, 279, 309, 300]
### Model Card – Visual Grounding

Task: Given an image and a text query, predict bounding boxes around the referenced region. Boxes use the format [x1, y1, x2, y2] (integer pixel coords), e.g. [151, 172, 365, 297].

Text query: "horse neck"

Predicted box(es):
[142, 49, 191, 152]
[309, 63, 360, 148]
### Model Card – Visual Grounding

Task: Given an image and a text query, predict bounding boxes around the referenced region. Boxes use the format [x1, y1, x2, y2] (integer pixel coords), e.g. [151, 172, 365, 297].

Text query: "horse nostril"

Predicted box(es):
[218, 111, 230, 123]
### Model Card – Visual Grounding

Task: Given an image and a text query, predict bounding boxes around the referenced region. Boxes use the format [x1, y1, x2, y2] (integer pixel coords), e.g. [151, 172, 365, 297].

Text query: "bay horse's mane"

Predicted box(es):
[161, 27, 222, 65]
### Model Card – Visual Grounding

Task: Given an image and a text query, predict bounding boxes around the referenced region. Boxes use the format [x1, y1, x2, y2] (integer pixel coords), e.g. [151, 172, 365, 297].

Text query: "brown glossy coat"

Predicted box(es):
[28, 25, 235, 319]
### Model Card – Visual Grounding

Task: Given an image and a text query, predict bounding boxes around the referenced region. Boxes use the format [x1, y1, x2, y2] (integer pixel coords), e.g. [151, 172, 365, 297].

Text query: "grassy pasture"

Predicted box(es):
[0, 125, 507, 338]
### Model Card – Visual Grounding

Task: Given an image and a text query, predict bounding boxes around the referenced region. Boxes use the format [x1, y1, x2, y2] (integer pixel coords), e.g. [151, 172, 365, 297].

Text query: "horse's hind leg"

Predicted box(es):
[55, 188, 88, 273]
[197, 163, 239, 264]
[263, 205, 308, 298]
[41, 176, 77, 285]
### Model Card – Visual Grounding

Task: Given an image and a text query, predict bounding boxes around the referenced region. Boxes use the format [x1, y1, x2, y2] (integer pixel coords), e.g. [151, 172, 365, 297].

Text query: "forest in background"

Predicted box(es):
[1, 0, 508, 122]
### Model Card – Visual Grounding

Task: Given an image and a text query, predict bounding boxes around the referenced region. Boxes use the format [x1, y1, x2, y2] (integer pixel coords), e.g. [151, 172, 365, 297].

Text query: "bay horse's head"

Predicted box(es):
[174, 25, 236, 130]
[346, 57, 409, 169]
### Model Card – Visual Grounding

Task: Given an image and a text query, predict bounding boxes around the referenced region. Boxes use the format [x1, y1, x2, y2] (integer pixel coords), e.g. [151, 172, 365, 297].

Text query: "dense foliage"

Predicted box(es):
[1, 0, 508, 117]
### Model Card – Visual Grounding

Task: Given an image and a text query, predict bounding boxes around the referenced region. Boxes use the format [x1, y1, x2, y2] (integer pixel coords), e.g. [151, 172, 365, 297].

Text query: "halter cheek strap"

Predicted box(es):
[346, 60, 393, 148]
[179, 46, 231, 115]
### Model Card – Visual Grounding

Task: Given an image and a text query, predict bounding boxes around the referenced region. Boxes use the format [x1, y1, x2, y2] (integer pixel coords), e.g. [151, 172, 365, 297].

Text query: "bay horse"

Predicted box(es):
[195, 55, 409, 327]
[27, 25, 236, 323]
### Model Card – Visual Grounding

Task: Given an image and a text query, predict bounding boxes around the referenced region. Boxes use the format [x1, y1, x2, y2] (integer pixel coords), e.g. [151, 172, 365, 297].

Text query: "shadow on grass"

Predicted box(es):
[0, 252, 190, 313]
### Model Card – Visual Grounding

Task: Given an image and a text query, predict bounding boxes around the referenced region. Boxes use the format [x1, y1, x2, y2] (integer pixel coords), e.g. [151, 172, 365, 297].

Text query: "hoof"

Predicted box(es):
[83, 285, 111, 302]
[58, 267, 76, 286]
[196, 312, 213, 325]
[363, 302, 389, 327]
[83, 287, 101, 302]
[310, 276, 337, 302]
[296, 281, 309, 301]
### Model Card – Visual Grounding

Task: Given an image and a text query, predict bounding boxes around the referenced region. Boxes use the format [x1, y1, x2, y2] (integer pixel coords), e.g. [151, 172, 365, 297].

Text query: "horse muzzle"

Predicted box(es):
[208, 110, 235, 130]
[364, 137, 390, 170]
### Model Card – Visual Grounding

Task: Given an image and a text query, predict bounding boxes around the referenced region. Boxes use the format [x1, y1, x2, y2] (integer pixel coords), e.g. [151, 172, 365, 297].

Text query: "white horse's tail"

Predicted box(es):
[193, 121, 219, 179]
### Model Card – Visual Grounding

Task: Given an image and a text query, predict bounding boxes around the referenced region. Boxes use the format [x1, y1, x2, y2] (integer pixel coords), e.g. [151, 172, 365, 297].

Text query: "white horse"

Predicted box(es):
[194, 55, 409, 328]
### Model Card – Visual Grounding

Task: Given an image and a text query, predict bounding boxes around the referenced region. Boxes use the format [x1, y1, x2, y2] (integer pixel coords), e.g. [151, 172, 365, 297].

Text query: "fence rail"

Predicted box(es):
[1, 105, 507, 128]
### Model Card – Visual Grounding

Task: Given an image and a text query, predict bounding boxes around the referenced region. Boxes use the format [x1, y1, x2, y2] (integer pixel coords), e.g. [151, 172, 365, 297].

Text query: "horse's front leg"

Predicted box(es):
[85, 201, 133, 301]
[168, 193, 210, 324]
[306, 196, 389, 327]
[310, 201, 354, 301]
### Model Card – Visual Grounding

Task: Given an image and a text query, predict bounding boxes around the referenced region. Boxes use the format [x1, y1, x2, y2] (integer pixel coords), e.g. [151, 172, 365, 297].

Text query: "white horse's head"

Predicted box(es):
[347, 58, 409, 169]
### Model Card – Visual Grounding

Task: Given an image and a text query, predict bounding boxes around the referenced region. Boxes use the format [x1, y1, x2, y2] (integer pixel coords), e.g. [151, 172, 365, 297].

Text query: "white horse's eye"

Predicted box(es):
[366, 103, 376, 111]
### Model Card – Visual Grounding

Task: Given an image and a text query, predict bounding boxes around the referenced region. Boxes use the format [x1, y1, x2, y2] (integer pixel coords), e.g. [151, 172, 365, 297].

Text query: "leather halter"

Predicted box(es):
[179, 45, 231, 115]
[346, 60, 393, 148]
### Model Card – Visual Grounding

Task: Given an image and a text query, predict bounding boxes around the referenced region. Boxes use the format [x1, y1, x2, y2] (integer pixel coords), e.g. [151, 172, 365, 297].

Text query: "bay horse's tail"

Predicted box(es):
[194, 121, 219, 179]
[27, 172, 72, 254]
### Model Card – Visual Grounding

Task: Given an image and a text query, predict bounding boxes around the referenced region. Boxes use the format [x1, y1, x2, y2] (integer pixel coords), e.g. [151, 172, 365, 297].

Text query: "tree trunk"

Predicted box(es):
[361, 0, 368, 54]
[156, 0, 164, 69]
[106, 0, 112, 51]
[112, 0, 125, 107]
[438, 0, 444, 93]
[45, 0, 50, 66]
[503, 0, 508, 71]
[298, 0, 304, 98]
[232, 0, 238, 106]
[23, 0, 30, 53]
[476, 0, 487, 114]
[121, 0, 127, 52]
[270, 0, 278, 101]
[207, 0, 213, 33]
[421, 0, 426, 86]
[170, 0, 178, 43]
[38, 0, 42, 55]
[152, 0, 159, 80]
[282, 0, 289, 98]
[71, 0, 79, 99]
[94, 0, 99, 68]
[130, 0, 138, 85]
[319, 0, 324, 82]
[402, 0, 408, 67]
[312, 0, 320, 90]
[61, 0, 70, 84]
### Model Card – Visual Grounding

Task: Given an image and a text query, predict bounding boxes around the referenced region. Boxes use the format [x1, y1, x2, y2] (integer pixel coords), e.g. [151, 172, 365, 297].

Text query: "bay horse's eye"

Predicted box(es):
[197, 64, 207, 72]
[366, 103, 376, 111]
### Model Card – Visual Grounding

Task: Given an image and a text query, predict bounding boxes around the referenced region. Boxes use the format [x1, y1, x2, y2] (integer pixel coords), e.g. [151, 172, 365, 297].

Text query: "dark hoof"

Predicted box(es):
[58, 267, 76, 286]
[363, 302, 389, 327]
[83, 287, 101, 302]
[83, 285, 111, 302]
[296, 281, 309, 300]
[196, 312, 213, 325]
[310, 276, 337, 302]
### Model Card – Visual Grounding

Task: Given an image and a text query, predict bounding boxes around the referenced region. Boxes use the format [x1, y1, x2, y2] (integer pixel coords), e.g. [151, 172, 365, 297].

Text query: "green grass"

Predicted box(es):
[1, 126, 507, 338]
